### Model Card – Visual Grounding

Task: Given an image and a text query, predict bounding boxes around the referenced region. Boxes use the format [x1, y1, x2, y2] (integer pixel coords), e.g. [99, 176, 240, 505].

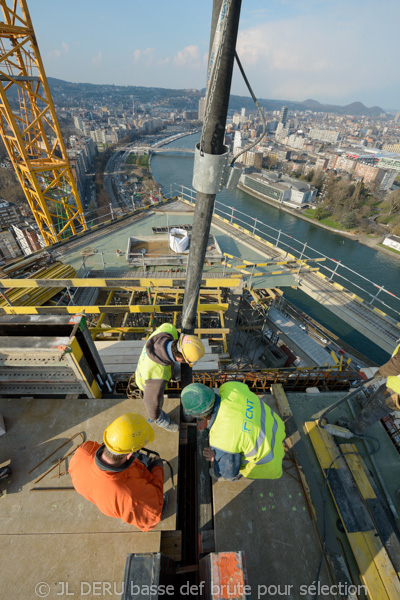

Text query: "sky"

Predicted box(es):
[28, 0, 400, 110]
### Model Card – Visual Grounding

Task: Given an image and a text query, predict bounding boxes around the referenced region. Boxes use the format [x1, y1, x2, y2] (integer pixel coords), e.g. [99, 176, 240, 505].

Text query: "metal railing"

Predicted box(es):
[176, 184, 400, 321]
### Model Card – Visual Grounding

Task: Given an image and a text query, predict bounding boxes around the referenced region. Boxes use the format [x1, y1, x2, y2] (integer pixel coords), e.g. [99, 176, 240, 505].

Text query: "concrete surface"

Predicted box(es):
[2, 532, 160, 599]
[0, 394, 180, 599]
[0, 396, 179, 532]
[212, 394, 336, 600]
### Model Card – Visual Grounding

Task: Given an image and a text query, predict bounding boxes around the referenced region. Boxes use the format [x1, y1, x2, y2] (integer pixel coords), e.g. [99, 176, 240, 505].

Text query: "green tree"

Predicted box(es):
[387, 189, 400, 215]
[314, 207, 332, 221]
[264, 155, 277, 169]
[311, 168, 325, 191]
[341, 211, 356, 229]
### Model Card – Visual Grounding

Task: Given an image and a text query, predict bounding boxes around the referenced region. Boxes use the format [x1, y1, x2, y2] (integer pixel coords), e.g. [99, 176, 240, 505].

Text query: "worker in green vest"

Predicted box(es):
[342, 344, 400, 434]
[135, 323, 205, 432]
[181, 381, 286, 480]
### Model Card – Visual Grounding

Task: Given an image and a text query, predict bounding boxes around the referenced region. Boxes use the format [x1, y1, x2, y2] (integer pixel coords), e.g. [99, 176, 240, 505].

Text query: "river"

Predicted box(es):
[151, 133, 400, 364]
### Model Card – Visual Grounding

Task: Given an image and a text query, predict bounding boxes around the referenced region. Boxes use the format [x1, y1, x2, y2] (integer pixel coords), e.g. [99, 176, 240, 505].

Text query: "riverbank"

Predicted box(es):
[237, 182, 400, 262]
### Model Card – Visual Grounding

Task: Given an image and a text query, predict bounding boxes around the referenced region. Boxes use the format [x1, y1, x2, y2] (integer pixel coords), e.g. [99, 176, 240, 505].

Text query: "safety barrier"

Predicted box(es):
[175, 185, 400, 321]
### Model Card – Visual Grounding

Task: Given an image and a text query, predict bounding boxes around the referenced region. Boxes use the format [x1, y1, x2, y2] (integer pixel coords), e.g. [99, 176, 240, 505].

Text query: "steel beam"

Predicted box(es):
[0, 303, 228, 315]
[0, 277, 241, 289]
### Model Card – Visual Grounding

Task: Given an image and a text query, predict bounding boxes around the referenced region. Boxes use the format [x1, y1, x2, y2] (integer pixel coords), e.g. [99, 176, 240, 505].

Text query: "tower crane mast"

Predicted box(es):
[0, 0, 87, 246]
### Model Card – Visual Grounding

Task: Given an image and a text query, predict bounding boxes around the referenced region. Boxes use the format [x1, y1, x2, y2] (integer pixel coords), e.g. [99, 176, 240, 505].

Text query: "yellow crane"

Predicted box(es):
[0, 0, 87, 246]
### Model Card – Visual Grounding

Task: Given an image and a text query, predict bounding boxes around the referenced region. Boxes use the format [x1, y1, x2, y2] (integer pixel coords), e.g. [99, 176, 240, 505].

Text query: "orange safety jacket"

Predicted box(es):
[69, 441, 164, 532]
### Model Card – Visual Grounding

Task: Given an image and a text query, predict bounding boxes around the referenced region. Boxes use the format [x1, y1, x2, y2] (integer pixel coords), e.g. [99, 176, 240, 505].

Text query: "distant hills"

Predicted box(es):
[300, 98, 384, 117]
[47, 77, 386, 118]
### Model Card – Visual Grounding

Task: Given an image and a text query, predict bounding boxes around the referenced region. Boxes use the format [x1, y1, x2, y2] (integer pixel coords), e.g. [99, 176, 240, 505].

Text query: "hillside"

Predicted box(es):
[46, 78, 386, 117]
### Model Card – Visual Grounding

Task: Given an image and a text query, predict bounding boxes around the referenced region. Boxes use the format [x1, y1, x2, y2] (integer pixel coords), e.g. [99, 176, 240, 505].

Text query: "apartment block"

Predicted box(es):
[0, 229, 22, 260]
[309, 128, 339, 143]
[0, 201, 19, 228]
[382, 143, 400, 154]
[353, 162, 385, 185]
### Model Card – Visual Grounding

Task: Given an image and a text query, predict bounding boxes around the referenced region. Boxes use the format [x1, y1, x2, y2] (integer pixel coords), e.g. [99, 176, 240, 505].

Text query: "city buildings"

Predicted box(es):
[240, 172, 317, 209]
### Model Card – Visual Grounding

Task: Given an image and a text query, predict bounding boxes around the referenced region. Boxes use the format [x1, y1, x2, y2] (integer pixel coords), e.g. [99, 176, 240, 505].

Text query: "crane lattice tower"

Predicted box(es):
[0, 0, 87, 245]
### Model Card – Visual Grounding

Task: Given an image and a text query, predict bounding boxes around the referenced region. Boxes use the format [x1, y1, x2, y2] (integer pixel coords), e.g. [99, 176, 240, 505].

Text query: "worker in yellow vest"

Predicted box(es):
[181, 381, 286, 480]
[135, 323, 205, 432]
[344, 344, 400, 434]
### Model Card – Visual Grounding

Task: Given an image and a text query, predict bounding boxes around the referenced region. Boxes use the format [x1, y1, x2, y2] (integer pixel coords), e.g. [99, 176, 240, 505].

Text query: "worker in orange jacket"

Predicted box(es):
[69, 413, 166, 532]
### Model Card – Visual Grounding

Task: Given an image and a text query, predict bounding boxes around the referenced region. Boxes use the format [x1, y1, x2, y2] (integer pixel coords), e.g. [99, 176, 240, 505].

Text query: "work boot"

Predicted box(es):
[0, 465, 11, 481]
[154, 411, 179, 433]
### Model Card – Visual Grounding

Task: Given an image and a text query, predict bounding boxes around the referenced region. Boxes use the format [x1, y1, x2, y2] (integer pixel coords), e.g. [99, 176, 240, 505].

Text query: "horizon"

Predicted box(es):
[29, 1, 400, 111]
[47, 76, 391, 113]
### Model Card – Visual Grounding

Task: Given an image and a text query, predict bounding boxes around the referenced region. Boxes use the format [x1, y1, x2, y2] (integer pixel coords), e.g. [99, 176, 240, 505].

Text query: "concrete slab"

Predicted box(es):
[211, 394, 334, 600]
[60, 209, 296, 288]
[0, 396, 178, 534]
[2, 531, 160, 599]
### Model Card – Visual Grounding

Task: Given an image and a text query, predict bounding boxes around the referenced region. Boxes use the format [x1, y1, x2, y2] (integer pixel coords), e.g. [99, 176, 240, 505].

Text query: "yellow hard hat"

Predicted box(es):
[178, 334, 205, 366]
[103, 413, 155, 454]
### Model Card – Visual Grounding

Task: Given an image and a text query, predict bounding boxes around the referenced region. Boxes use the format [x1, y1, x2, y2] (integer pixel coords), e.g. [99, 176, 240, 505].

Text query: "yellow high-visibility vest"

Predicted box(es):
[135, 323, 179, 391]
[386, 343, 400, 394]
[209, 381, 286, 479]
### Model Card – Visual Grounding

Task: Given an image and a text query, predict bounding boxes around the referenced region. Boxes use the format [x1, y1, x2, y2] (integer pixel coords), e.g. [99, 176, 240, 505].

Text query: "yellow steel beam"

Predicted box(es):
[0, 277, 242, 289]
[306, 421, 400, 599]
[0, 303, 228, 315]
[223, 253, 326, 268]
[341, 443, 400, 578]
[92, 291, 114, 340]
[0, 0, 87, 245]
[89, 327, 230, 334]
[118, 290, 135, 340]
[173, 291, 179, 328]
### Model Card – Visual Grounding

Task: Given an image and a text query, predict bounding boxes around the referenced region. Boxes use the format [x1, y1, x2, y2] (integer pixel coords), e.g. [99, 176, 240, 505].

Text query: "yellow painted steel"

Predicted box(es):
[0, 1, 87, 245]
[69, 337, 101, 399]
[89, 327, 230, 335]
[118, 290, 135, 340]
[373, 306, 387, 317]
[0, 276, 241, 289]
[340, 444, 376, 501]
[222, 254, 326, 269]
[223, 266, 319, 276]
[341, 443, 400, 579]
[0, 303, 228, 315]
[306, 421, 400, 599]
[0, 262, 76, 307]
[92, 291, 114, 340]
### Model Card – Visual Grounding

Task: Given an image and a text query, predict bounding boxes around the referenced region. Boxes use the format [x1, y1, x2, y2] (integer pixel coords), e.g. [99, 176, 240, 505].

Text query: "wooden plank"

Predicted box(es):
[97, 352, 216, 363]
[271, 383, 293, 417]
[305, 421, 400, 600]
[102, 361, 219, 374]
[95, 339, 211, 349]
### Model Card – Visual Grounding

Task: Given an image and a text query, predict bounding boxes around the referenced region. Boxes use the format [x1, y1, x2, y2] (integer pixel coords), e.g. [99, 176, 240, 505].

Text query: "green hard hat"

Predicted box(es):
[181, 383, 215, 417]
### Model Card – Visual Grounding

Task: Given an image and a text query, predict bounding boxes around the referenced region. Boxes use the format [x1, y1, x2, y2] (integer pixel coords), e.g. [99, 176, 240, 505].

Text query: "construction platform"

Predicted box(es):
[57, 211, 298, 290]
[1, 384, 400, 599]
[211, 393, 334, 597]
[0, 396, 179, 598]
